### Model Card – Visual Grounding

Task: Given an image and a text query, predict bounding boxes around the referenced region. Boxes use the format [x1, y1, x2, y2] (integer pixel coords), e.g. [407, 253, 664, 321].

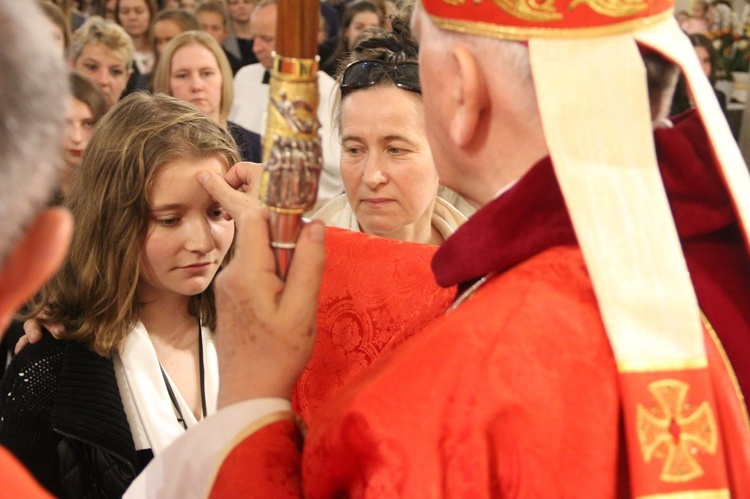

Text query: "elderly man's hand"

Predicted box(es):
[198, 166, 327, 407]
[198, 161, 263, 220]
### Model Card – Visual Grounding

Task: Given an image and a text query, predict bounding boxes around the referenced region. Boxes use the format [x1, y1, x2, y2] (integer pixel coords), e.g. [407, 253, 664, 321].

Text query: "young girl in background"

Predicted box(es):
[61, 71, 107, 195]
[0, 92, 237, 498]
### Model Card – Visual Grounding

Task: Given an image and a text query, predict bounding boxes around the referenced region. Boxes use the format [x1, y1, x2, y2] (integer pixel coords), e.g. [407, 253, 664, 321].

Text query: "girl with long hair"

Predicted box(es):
[0, 92, 237, 498]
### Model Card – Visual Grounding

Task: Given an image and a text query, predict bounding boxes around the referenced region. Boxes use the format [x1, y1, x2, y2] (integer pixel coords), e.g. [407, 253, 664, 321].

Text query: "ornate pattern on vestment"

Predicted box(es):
[636, 379, 718, 483]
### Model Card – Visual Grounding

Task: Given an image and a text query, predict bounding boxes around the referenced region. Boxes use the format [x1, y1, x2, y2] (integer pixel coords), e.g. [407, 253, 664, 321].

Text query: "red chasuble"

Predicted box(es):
[291, 228, 456, 423]
[211, 110, 750, 497]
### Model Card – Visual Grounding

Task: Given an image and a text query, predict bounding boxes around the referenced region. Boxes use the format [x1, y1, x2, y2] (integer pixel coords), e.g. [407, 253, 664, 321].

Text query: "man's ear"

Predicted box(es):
[449, 44, 488, 148]
[0, 208, 73, 332]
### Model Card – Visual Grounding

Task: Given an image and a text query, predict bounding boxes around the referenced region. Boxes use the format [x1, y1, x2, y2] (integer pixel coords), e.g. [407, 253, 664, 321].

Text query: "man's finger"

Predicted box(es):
[218, 207, 281, 308]
[224, 162, 263, 191]
[197, 170, 252, 220]
[280, 221, 327, 325]
[232, 208, 277, 278]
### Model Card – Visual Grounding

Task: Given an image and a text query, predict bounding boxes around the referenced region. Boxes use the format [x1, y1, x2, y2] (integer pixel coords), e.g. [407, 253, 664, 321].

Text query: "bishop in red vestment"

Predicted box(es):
[206, 110, 750, 498]
[127, 0, 750, 497]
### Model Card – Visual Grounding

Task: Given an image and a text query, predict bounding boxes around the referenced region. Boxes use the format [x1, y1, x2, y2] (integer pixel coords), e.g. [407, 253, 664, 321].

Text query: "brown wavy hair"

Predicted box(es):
[25, 92, 239, 356]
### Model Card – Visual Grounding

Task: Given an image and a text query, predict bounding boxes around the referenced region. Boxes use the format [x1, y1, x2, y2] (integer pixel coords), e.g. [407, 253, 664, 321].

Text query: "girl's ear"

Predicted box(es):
[0, 208, 73, 332]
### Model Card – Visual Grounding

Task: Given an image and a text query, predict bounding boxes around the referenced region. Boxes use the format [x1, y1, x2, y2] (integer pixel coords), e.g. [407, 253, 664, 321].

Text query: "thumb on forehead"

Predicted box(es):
[197, 170, 246, 219]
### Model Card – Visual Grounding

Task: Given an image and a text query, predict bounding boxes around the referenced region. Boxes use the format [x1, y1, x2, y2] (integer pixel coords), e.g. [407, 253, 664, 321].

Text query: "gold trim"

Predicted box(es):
[446, 272, 496, 313]
[271, 53, 319, 78]
[262, 204, 307, 215]
[638, 489, 730, 499]
[618, 358, 708, 373]
[569, 0, 650, 18]
[636, 379, 718, 482]
[430, 9, 672, 40]
[207, 410, 297, 492]
[490, 0, 562, 22]
[701, 313, 750, 434]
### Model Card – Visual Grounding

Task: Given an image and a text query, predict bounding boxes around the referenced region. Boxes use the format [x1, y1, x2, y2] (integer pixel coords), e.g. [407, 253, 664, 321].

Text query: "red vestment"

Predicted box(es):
[291, 227, 456, 423]
[210, 111, 750, 497]
[0, 446, 51, 498]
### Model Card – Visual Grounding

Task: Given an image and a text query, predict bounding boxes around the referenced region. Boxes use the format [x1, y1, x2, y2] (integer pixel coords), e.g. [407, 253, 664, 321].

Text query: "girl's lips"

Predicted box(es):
[181, 262, 211, 269]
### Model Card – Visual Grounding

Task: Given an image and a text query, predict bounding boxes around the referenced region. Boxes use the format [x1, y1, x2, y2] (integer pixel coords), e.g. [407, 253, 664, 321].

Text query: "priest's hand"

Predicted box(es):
[197, 161, 263, 221]
[213, 206, 326, 407]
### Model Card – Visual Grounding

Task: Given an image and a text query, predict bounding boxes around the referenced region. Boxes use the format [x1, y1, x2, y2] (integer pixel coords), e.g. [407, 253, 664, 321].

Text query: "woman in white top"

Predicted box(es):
[314, 20, 467, 244]
[115, 0, 155, 74]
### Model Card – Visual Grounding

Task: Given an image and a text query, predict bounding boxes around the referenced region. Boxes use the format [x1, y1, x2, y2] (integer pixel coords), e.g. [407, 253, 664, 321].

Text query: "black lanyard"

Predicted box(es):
[159, 322, 207, 430]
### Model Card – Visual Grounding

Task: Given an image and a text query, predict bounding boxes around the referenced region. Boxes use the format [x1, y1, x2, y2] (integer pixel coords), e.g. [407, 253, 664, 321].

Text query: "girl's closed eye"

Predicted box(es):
[156, 216, 180, 226]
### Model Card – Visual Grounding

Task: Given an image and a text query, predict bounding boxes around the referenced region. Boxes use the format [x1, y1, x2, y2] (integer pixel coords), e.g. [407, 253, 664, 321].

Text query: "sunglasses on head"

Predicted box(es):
[340, 60, 421, 96]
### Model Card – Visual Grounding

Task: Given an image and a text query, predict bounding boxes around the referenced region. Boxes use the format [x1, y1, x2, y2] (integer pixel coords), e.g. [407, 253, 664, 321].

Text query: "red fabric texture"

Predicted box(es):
[211, 110, 750, 496]
[210, 229, 455, 497]
[291, 228, 455, 423]
[704, 332, 750, 496]
[0, 446, 52, 498]
[209, 419, 302, 499]
[303, 247, 628, 497]
[433, 110, 750, 402]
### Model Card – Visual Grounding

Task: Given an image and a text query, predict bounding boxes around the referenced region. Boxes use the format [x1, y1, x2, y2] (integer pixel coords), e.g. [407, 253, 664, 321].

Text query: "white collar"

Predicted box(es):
[113, 320, 218, 454]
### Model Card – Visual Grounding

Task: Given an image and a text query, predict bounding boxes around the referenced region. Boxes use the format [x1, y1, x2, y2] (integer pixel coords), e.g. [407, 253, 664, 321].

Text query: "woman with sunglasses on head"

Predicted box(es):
[314, 16, 466, 245]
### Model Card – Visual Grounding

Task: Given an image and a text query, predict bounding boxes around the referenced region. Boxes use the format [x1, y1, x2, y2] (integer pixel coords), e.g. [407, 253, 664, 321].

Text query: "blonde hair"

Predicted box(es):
[70, 15, 135, 69]
[152, 30, 234, 123]
[26, 93, 239, 356]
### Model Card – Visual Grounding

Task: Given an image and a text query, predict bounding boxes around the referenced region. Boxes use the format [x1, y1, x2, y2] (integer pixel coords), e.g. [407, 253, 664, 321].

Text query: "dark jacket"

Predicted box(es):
[228, 121, 262, 163]
[0, 331, 149, 498]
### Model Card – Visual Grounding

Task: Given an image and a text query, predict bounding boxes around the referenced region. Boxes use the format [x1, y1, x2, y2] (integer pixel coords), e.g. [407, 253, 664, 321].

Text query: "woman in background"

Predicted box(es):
[39, 0, 71, 56]
[69, 16, 134, 109]
[115, 0, 155, 74]
[153, 30, 262, 162]
[145, 8, 199, 89]
[321, 0, 381, 77]
[61, 72, 107, 196]
[116, 0, 156, 94]
[152, 8, 199, 56]
[314, 20, 466, 244]
[670, 33, 727, 116]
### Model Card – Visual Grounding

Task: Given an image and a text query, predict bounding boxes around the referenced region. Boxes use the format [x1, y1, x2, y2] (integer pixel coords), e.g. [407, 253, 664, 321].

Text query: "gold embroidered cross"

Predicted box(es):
[636, 379, 718, 482]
